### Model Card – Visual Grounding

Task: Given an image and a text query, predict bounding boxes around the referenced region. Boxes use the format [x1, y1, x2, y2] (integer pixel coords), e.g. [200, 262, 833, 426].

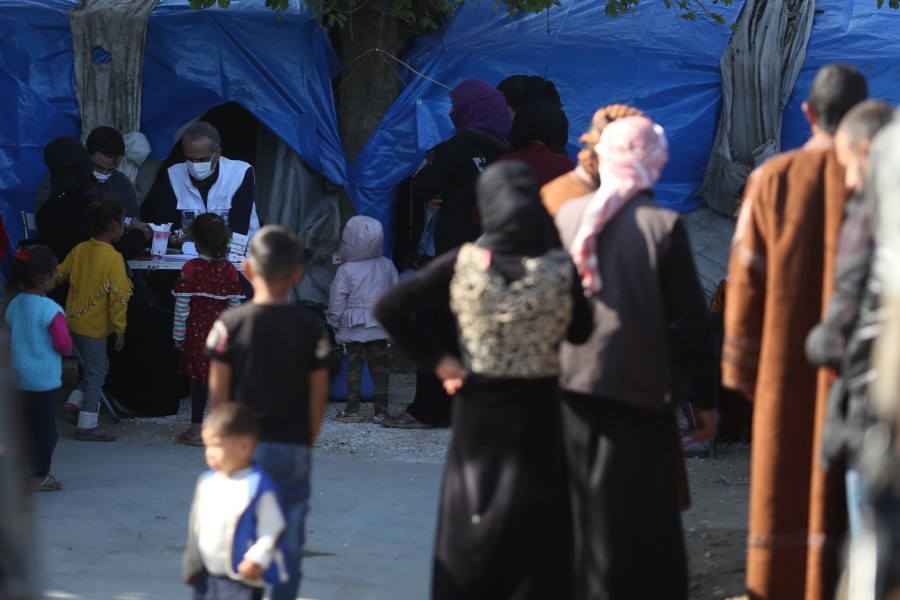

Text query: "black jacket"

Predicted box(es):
[35, 191, 145, 262]
[806, 194, 877, 468]
[412, 131, 507, 256]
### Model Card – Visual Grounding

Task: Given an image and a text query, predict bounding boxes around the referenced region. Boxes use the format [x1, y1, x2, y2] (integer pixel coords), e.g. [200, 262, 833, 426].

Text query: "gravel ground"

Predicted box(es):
[59, 358, 754, 599]
[60, 364, 452, 462]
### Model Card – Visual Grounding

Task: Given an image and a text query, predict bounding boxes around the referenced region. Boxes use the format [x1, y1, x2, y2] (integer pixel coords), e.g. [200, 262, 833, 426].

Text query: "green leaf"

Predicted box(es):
[878, 0, 885, 7]
[663, 0, 671, 8]
[217, 0, 230, 9]
[605, 2, 619, 17]
[279, 0, 287, 10]
[729, 23, 740, 30]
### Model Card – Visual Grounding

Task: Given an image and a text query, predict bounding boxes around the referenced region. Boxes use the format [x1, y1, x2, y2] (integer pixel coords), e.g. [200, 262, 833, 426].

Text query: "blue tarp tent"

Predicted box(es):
[0, 0, 791, 267]
[0, 0, 80, 267]
[783, 0, 900, 151]
[0, 0, 346, 249]
[354, 0, 748, 231]
[1, 0, 747, 260]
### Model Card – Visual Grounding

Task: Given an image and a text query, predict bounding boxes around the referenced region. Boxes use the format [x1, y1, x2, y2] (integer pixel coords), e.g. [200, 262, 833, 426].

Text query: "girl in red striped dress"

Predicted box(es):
[173, 213, 245, 446]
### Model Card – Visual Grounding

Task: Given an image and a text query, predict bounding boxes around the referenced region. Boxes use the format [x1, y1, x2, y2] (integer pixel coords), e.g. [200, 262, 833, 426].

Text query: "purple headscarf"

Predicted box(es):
[449, 78, 512, 144]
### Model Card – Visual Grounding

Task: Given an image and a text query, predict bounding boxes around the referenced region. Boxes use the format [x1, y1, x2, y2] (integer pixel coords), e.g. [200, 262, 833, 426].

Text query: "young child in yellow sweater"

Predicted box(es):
[57, 196, 133, 441]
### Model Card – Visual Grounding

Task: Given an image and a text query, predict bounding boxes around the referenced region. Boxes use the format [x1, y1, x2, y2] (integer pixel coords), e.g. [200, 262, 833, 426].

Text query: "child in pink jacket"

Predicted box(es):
[327, 216, 398, 423]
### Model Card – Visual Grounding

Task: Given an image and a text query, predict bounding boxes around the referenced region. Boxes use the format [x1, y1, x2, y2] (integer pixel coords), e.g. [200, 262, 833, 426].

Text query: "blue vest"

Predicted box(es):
[202, 463, 289, 585]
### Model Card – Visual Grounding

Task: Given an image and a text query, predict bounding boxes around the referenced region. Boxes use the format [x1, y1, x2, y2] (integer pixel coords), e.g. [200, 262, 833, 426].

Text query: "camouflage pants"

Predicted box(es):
[345, 339, 389, 412]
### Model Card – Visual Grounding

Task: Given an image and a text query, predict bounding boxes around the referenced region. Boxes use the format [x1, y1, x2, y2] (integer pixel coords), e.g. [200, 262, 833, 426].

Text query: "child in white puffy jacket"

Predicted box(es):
[327, 216, 398, 424]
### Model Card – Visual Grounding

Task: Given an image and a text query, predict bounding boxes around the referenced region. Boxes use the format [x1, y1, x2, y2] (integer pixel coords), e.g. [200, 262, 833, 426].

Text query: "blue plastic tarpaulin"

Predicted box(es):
[1, 0, 746, 260]
[352, 0, 747, 229]
[0, 0, 80, 248]
[782, 1, 900, 151]
[141, 0, 345, 184]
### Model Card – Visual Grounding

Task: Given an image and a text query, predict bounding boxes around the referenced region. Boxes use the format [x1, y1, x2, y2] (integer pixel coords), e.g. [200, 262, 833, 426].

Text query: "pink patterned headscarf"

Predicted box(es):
[570, 115, 669, 293]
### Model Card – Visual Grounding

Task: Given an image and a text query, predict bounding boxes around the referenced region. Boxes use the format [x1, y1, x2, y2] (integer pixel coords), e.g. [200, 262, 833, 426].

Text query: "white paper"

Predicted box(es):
[181, 242, 199, 256]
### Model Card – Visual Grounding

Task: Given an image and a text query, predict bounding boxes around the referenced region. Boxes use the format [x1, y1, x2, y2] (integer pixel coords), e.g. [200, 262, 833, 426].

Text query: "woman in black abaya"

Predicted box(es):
[374, 161, 591, 600]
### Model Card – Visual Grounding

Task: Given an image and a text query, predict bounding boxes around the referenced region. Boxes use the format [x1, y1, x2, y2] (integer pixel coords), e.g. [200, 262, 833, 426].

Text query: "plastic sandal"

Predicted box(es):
[334, 410, 363, 423]
[76, 427, 116, 442]
[32, 473, 62, 492]
[381, 412, 434, 429]
[62, 403, 80, 425]
[178, 431, 204, 447]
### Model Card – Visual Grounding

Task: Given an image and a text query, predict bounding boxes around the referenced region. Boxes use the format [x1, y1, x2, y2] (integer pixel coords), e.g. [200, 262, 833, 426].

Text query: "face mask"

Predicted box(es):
[94, 171, 111, 183]
[186, 155, 217, 180]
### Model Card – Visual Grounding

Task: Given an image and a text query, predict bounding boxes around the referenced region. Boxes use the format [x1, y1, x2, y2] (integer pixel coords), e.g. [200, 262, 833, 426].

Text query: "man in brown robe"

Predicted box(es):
[723, 64, 868, 600]
[540, 104, 643, 216]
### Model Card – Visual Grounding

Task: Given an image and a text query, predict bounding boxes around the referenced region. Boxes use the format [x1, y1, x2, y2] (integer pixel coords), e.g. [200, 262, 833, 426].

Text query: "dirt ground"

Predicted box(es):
[59, 358, 751, 599]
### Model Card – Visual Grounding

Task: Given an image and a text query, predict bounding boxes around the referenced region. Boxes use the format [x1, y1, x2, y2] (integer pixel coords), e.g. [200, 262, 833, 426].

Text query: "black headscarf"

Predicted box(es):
[476, 161, 561, 257]
[43, 136, 95, 194]
[508, 98, 570, 154]
[496, 75, 562, 111]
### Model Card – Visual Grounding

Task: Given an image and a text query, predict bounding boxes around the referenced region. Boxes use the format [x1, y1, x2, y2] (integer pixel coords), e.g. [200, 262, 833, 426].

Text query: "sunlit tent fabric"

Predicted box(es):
[4, 0, 748, 266]
[356, 0, 748, 223]
[782, 0, 900, 151]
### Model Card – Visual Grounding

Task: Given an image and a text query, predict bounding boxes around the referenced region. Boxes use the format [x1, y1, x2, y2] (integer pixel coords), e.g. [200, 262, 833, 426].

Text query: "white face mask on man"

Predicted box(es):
[94, 171, 111, 183]
[186, 154, 218, 180]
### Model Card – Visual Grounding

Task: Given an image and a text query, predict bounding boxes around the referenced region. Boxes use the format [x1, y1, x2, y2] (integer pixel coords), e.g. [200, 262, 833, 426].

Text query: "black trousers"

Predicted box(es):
[21, 389, 59, 477]
[561, 392, 687, 600]
[405, 303, 458, 426]
[193, 571, 263, 600]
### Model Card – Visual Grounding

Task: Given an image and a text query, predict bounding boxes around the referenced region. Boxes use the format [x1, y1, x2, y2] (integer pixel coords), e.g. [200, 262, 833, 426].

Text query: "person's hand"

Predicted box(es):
[174, 339, 185, 350]
[169, 229, 190, 246]
[237, 559, 264, 581]
[435, 356, 468, 395]
[185, 573, 198, 586]
[115, 333, 125, 352]
[426, 198, 442, 213]
[129, 219, 152, 241]
[691, 409, 720, 442]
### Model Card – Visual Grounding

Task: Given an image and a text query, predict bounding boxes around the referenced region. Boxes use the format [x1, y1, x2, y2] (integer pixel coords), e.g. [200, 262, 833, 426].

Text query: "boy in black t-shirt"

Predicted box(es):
[206, 225, 331, 600]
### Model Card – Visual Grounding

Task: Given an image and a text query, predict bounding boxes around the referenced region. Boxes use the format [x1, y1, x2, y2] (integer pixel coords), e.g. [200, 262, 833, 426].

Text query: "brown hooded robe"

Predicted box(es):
[722, 144, 849, 600]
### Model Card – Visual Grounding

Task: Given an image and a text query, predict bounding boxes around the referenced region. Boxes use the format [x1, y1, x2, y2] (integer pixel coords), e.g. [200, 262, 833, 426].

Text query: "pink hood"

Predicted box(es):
[333, 216, 384, 264]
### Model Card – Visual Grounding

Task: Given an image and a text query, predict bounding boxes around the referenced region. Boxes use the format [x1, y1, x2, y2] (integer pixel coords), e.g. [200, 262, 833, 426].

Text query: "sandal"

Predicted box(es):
[32, 473, 62, 492]
[76, 427, 116, 442]
[381, 412, 434, 429]
[178, 431, 204, 447]
[334, 410, 363, 424]
[373, 412, 389, 423]
[62, 403, 80, 425]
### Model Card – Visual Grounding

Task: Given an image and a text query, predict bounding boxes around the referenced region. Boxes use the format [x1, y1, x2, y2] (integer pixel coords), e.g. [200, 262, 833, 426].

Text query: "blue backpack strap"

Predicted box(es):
[231, 464, 290, 585]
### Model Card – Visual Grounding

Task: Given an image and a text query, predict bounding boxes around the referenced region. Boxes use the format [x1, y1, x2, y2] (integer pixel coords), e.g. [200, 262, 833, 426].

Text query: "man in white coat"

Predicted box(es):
[156, 121, 259, 239]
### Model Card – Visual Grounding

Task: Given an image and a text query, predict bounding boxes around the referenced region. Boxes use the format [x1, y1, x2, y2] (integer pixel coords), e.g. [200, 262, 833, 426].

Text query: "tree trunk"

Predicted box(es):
[338, 5, 402, 163]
